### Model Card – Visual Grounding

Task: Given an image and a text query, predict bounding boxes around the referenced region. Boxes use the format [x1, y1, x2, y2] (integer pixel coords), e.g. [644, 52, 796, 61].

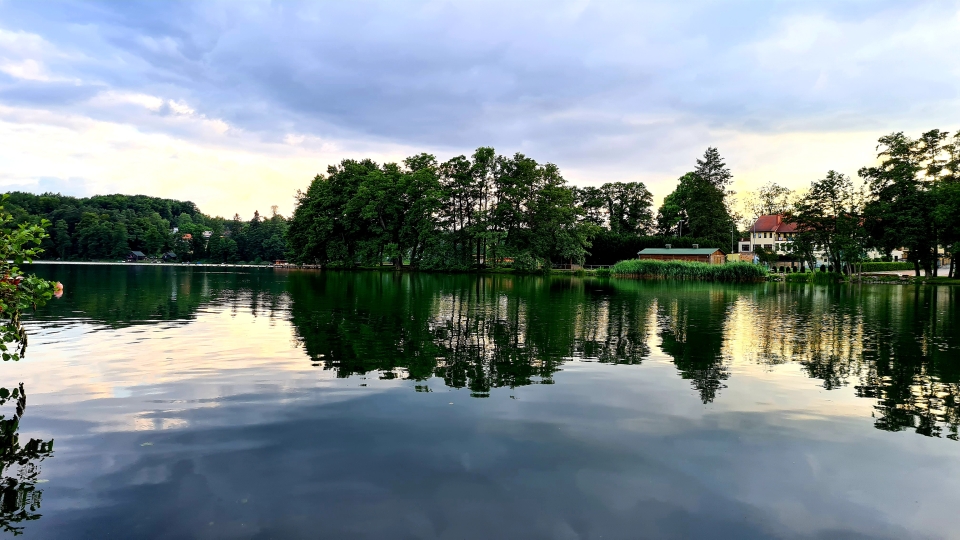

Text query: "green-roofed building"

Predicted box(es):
[637, 245, 726, 265]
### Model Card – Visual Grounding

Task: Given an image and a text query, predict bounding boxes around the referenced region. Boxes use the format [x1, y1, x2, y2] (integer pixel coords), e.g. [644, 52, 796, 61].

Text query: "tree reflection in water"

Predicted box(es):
[740, 284, 960, 440]
[655, 287, 732, 403]
[25, 265, 960, 441]
[0, 383, 53, 535]
[288, 273, 656, 396]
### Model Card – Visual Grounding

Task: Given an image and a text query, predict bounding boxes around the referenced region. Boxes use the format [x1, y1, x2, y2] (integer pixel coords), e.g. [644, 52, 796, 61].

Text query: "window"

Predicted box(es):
[742, 244, 750, 252]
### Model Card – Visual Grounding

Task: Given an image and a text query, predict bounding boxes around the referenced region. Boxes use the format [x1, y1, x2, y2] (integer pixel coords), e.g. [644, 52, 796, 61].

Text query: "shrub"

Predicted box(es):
[513, 252, 543, 273]
[785, 272, 810, 283]
[610, 259, 766, 282]
[594, 267, 612, 278]
[860, 261, 914, 272]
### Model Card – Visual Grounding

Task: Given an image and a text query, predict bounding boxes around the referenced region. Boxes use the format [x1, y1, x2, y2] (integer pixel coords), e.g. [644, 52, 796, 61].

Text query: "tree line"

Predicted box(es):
[3, 193, 288, 264]
[286, 147, 738, 269]
[5, 129, 959, 274]
[740, 130, 960, 277]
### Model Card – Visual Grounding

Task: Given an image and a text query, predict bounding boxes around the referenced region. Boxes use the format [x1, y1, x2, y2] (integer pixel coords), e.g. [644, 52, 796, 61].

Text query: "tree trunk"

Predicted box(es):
[914, 259, 921, 277]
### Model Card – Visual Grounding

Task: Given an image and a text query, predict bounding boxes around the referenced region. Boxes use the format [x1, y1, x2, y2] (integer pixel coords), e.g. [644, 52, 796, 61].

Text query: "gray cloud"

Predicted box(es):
[2, 0, 959, 183]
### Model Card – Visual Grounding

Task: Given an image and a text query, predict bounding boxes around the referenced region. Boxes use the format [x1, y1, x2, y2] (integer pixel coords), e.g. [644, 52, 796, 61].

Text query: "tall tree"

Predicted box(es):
[694, 147, 733, 191]
[655, 171, 734, 247]
[860, 132, 937, 276]
[789, 171, 868, 273]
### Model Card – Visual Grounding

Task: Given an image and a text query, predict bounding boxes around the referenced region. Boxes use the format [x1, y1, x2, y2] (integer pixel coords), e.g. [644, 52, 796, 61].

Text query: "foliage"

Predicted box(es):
[2, 192, 289, 264]
[611, 259, 766, 282]
[511, 252, 543, 273]
[860, 262, 915, 272]
[860, 129, 960, 276]
[0, 200, 56, 362]
[584, 232, 717, 265]
[655, 148, 736, 247]
[288, 149, 597, 269]
[787, 171, 869, 274]
[3, 192, 201, 261]
[752, 245, 779, 265]
[0, 198, 56, 535]
[575, 182, 654, 235]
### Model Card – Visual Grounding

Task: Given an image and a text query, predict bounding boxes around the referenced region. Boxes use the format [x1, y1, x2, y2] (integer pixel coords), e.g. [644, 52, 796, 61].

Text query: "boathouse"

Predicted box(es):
[637, 245, 726, 265]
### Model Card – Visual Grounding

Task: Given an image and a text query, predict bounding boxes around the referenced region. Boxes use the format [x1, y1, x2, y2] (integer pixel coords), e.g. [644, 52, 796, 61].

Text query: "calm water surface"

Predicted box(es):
[2, 265, 959, 539]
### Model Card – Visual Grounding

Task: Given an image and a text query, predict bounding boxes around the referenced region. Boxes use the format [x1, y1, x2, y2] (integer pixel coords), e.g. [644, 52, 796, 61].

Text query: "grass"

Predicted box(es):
[611, 259, 767, 283]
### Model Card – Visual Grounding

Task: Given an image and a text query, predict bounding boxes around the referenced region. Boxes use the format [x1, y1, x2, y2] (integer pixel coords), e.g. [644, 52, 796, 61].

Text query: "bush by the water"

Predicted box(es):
[593, 267, 612, 278]
[860, 261, 914, 272]
[611, 259, 766, 282]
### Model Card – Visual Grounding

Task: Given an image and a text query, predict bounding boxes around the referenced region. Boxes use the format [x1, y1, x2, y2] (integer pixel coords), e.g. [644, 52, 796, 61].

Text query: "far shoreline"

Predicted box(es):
[22, 260, 960, 286]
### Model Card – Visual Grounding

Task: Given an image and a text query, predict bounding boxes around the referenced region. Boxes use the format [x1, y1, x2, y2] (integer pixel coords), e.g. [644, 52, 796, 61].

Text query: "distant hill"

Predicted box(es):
[3, 191, 287, 263]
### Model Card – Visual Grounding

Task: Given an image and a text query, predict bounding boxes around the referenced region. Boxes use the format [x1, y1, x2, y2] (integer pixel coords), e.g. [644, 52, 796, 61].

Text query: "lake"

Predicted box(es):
[3, 265, 959, 539]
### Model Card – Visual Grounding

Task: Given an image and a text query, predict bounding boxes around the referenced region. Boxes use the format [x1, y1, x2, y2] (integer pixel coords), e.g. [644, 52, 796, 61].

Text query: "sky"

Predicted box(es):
[1, 0, 958, 218]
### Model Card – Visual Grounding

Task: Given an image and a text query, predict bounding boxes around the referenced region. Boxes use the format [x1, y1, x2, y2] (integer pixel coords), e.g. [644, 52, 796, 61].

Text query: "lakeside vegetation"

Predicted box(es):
[2, 129, 959, 279]
[611, 259, 766, 282]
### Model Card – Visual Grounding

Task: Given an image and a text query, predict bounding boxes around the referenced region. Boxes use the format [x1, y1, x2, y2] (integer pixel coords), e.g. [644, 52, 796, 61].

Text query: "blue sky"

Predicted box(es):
[1, 0, 958, 216]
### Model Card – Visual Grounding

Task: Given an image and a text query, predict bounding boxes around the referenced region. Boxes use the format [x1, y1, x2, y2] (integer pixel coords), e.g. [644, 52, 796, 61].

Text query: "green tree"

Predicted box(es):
[655, 171, 734, 247]
[53, 219, 70, 259]
[789, 171, 868, 274]
[860, 132, 937, 276]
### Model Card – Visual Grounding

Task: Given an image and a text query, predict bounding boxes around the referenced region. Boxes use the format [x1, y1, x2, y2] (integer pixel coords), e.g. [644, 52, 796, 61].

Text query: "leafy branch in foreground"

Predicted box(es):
[0, 195, 58, 535]
[0, 196, 58, 362]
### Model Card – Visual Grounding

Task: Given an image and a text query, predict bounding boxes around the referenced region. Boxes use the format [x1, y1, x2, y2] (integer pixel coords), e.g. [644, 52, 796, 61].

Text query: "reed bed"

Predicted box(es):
[611, 259, 767, 283]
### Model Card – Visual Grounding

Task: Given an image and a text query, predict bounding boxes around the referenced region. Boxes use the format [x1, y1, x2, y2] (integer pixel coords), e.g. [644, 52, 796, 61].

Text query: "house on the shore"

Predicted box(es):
[127, 251, 146, 261]
[637, 245, 726, 265]
[744, 214, 904, 267]
[162, 251, 178, 261]
[745, 215, 797, 254]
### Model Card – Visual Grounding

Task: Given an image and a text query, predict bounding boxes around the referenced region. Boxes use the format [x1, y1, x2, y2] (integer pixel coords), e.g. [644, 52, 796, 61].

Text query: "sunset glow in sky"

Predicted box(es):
[1, 1, 958, 217]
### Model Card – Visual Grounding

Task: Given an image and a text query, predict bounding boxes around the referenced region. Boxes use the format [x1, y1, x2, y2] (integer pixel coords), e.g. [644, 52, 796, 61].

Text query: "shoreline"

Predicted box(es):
[22, 261, 960, 284]
[25, 260, 276, 269]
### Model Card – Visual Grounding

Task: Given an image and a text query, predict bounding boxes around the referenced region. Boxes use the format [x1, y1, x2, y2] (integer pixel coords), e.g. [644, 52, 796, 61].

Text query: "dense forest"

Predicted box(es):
[3, 192, 288, 263]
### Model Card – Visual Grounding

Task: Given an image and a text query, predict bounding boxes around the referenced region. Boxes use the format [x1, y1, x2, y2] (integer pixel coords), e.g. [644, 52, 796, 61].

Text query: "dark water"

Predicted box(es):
[2, 265, 959, 539]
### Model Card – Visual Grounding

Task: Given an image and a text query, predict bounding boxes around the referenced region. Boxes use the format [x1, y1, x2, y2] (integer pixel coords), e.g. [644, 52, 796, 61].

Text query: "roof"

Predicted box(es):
[751, 214, 798, 234]
[130, 251, 146, 257]
[777, 221, 797, 233]
[752, 215, 782, 231]
[638, 248, 725, 255]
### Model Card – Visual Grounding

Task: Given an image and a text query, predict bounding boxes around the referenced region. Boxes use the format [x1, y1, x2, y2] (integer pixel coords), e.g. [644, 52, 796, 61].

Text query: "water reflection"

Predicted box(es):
[740, 285, 960, 440]
[0, 384, 53, 535]
[26, 265, 960, 440]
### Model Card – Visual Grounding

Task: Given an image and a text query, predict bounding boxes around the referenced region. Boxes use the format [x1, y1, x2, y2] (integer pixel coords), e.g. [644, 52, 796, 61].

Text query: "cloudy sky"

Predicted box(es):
[1, 0, 958, 217]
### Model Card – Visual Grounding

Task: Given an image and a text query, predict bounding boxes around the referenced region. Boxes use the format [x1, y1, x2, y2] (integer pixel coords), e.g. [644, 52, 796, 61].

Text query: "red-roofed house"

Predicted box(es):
[746, 214, 798, 254]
